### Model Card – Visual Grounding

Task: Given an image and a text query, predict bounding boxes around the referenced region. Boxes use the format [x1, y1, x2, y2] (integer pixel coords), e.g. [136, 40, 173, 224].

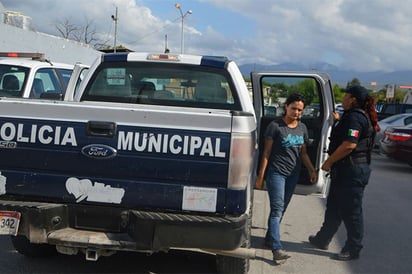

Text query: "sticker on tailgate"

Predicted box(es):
[0, 172, 6, 195]
[182, 186, 217, 213]
[0, 211, 21, 236]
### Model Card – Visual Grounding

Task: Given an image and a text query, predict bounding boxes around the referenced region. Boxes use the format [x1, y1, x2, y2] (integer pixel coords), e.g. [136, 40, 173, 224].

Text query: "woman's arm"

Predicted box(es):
[300, 144, 318, 184]
[255, 138, 273, 190]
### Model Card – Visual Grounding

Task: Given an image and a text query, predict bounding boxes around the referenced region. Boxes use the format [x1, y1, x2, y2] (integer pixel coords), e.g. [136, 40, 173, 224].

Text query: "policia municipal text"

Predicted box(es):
[309, 85, 378, 261]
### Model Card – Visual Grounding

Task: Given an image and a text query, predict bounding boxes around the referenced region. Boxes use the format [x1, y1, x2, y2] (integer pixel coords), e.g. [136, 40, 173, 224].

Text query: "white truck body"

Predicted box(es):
[0, 52, 335, 273]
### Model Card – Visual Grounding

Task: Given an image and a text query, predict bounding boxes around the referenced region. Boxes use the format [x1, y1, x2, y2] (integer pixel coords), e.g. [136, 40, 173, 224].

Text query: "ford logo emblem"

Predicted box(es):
[81, 144, 117, 160]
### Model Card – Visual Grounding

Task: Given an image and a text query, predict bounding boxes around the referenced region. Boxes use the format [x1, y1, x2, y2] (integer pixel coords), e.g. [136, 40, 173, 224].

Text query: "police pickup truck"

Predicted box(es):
[0, 52, 335, 273]
[0, 52, 73, 100]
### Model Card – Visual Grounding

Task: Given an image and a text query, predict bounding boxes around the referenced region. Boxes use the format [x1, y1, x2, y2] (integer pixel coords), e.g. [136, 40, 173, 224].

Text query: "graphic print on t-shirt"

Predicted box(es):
[281, 133, 304, 147]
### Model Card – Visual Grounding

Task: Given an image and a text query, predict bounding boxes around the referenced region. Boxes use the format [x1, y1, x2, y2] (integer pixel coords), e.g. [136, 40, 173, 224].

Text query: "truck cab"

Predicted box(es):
[0, 52, 73, 100]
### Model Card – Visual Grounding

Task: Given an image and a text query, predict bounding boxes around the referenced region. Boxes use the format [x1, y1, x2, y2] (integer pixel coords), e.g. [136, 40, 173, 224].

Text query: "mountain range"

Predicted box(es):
[238, 62, 412, 90]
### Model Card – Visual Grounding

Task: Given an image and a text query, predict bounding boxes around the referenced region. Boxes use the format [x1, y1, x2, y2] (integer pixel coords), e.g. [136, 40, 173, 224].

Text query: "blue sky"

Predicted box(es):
[141, 0, 255, 36]
[2, 0, 412, 73]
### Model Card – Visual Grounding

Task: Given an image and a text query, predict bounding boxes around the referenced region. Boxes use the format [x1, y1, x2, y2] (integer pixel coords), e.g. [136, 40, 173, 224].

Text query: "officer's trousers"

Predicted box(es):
[314, 162, 371, 256]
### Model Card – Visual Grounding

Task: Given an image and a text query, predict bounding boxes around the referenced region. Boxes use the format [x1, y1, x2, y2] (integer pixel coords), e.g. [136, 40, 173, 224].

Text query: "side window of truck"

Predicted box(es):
[258, 76, 324, 184]
[31, 68, 64, 99]
[260, 77, 321, 119]
[81, 63, 241, 110]
[0, 65, 28, 97]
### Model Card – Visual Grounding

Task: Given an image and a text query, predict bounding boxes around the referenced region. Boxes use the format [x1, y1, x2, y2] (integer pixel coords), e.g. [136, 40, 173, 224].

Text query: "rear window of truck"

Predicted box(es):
[81, 62, 241, 110]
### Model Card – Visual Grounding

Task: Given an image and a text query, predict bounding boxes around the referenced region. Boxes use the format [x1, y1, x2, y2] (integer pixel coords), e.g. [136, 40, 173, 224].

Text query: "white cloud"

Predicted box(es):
[2, 0, 412, 72]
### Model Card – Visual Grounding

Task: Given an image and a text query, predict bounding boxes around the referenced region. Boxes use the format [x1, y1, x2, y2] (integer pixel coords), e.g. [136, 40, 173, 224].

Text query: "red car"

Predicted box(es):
[380, 123, 412, 167]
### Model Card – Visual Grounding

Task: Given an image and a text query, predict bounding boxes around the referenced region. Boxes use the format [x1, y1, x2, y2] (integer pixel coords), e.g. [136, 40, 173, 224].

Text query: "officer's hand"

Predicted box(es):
[332, 111, 340, 121]
[321, 161, 331, 172]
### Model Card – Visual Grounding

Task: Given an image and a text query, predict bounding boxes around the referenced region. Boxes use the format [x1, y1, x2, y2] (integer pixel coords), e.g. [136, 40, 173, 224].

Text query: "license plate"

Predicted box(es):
[0, 211, 21, 236]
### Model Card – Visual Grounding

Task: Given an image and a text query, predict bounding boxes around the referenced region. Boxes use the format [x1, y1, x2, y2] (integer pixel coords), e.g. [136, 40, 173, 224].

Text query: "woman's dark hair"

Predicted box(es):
[285, 93, 306, 106]
[285, 93, 305, 105]
[282, 93, 306, 116]
[364, 96, 378, 128]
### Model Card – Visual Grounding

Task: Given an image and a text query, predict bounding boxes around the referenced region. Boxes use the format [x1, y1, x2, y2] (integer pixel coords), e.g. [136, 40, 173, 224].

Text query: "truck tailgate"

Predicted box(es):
[0, 100, 233, 213]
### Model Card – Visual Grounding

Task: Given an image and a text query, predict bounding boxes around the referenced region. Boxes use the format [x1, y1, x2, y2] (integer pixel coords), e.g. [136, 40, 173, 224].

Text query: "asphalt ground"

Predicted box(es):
[249, 190, 351, 273]
[248, 152, 412, 274]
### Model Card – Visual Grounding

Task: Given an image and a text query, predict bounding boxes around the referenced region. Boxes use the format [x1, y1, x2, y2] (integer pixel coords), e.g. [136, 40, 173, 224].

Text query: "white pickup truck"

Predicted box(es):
[0, 52, 73, 99]
[0, 52, 336, 273]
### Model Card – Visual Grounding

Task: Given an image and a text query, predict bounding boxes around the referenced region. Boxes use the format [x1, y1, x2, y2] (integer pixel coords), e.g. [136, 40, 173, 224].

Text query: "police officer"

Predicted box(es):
[308, 85, 378, 261]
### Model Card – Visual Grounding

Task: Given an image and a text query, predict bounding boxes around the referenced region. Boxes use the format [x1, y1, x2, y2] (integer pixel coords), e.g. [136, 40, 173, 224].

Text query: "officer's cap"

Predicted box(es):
[345, 85, 370, 104]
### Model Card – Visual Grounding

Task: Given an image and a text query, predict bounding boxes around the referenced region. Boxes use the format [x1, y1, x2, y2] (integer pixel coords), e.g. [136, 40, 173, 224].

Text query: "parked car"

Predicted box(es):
[375, 113, 412, 148]
[0, 52, 73, 99]
[379, 123, 412, 167]
[377, 103, 412, 120]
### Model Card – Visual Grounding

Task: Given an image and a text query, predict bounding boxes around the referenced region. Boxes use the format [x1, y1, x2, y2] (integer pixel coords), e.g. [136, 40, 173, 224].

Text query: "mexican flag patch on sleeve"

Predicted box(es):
[347, 129, 359, 137]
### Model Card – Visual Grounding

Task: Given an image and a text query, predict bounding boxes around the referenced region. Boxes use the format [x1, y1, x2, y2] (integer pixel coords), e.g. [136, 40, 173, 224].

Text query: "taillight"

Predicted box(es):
[388, 132, 412, 142]
[227, 132, 256, 190]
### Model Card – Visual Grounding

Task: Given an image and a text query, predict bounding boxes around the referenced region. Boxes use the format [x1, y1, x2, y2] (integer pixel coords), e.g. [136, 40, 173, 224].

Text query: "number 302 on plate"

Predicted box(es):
[0, 211, 21, 236]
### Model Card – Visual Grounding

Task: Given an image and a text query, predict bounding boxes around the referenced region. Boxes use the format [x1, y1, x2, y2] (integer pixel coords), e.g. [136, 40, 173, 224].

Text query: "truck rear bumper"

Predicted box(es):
[0, 200, 248, 252]
[128, 210, 248, 250]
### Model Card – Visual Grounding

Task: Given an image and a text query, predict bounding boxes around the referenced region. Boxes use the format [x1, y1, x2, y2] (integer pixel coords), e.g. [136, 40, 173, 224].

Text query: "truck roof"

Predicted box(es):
[0, 56, 73, 70]
[100, 52, 230, 68]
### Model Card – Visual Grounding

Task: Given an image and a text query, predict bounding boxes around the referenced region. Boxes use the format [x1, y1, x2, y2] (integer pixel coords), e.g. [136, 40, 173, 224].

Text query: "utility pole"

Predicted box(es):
[111, 6, 118, 53]
[164, 34, 170, 53]
[175, 3, 192, 54]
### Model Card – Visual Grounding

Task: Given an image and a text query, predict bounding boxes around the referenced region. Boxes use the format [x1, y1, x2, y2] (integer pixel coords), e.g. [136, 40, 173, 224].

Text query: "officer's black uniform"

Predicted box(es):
[312, 107, 375, 258]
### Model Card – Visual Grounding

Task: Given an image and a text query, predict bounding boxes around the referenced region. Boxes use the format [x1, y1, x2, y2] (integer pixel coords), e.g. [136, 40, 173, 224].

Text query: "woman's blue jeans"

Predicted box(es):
[265, 166, 300, 251]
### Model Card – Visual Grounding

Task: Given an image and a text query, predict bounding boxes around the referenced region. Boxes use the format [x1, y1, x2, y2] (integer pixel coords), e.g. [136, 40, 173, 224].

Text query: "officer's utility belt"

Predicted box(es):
[339, 155, 368, 165]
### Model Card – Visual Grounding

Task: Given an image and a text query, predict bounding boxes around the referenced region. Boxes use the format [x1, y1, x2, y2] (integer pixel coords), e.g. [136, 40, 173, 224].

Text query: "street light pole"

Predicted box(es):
[175, 3, 192, 54]
[111, 6, 118, 53]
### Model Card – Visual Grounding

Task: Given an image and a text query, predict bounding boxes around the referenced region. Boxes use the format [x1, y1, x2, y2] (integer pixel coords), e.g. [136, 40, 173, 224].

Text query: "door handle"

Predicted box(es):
[87, 121, 116, 137]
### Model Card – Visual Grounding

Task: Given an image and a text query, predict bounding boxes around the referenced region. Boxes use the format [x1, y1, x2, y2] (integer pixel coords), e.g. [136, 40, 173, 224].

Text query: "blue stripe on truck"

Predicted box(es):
[102, 52, 129, 62]
[200, 56, 228, 68]
[0, 117, 239, 213]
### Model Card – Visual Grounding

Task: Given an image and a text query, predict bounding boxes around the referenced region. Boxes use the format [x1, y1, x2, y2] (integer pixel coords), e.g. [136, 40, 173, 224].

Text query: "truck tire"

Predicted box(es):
[216, 201, 253, 274]
[216, 254, 249, 274]
[11, 235, 56, 257]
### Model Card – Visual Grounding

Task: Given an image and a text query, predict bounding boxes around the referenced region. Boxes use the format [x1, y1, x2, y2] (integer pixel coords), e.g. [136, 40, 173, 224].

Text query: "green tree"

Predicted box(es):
[346, 78, 361, 88]
[373, 85, 405, 103]
[292, 79, 317, 105]
[333, 84, 344, 103]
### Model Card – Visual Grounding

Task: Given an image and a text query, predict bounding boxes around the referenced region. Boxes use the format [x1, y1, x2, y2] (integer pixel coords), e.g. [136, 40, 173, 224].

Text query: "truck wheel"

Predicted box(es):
[11, 236, 56, 257]
[216, 203, 252, 274]
[216, 255, 249, 274]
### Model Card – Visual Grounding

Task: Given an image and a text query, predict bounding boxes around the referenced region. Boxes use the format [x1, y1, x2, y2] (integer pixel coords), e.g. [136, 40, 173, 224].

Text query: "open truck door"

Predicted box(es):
[251, 71, 335, 197]
[63, 63, 89, 101]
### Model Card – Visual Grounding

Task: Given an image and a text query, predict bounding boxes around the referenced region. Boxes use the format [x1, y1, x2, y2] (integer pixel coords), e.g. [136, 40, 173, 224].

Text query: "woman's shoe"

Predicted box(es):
[272, 249, 291, 261]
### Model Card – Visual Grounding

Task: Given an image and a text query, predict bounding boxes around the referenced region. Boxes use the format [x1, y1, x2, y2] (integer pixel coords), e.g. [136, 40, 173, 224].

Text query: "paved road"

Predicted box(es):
[0, 152, 411, 273]
[249, 152, 412, 274]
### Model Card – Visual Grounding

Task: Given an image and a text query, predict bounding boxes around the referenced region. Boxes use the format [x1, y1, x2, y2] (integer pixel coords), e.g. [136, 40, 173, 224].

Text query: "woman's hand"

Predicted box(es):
[255, 176, 264, 190]
[310, 169, 318, 184]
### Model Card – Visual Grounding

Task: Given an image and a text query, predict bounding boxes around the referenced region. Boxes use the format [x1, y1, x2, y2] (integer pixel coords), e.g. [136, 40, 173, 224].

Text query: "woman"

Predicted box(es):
[255, 93, 318, 263]
[308, 85, 377, 261]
